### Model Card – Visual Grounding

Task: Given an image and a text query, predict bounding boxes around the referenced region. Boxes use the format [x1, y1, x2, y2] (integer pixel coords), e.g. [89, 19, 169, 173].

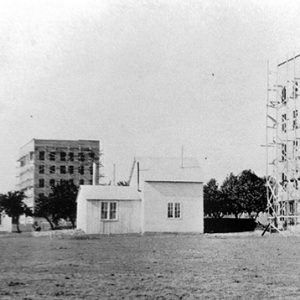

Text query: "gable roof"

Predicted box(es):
[78, 185, 141, 201]
[128, 156, 203, 184]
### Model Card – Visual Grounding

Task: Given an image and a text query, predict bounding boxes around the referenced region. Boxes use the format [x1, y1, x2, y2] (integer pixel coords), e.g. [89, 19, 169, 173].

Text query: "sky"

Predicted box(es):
[1, 0, 300, 192]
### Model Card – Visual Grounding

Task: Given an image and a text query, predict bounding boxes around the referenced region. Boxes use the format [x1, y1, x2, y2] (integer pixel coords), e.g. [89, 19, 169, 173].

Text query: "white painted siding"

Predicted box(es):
[85, 200, 142, 234]
[76, 187, 88, 232]
[143, 182, 203, 233]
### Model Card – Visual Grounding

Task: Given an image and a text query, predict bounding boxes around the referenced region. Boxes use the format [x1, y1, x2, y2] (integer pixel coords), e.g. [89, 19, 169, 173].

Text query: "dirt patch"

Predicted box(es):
[0, 233, 299, 299]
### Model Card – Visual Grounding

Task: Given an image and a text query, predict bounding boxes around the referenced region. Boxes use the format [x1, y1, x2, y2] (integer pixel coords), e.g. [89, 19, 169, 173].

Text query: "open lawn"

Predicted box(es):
[0, 232, 299, 299]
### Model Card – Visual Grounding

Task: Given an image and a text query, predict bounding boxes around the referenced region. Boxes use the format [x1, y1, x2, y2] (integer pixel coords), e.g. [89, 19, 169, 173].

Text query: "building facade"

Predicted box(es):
[77, 157, 203, 234]
[17, 139, 100, 209]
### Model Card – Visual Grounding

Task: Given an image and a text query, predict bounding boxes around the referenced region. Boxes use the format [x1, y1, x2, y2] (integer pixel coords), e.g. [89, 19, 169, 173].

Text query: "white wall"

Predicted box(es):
[84, 199, 142, 234]
[143, 181, 203, 233]
[0, 213, 12, 232]
[76, 188, 88, 232]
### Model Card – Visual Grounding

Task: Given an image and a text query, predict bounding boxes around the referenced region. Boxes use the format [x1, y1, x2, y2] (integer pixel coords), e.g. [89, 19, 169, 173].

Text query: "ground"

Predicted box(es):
[0, 232, 299, 299]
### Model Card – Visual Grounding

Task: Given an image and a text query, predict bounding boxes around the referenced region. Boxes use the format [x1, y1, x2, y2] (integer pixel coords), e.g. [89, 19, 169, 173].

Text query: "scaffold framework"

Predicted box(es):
[266, 54, 300, 233]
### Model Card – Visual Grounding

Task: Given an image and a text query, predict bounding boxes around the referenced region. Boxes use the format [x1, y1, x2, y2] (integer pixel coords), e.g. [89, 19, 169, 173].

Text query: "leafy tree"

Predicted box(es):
[0, 191, 32, 233]
[35, 180, 78, 229]
[204, 179, 226, 218]
[221, 173, 242, 218]
[237, 170, 267, 219]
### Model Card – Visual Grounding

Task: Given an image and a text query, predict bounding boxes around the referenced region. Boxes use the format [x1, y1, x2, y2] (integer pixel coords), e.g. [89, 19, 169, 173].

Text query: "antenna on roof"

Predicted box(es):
[113, 164, 116, 186]
[181, 145, 184, 168]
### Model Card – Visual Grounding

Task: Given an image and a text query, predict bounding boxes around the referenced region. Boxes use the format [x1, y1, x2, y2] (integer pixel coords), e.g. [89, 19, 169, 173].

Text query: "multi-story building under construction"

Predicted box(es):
[17, 139, 100, 209]
[266, 55, 300, 231]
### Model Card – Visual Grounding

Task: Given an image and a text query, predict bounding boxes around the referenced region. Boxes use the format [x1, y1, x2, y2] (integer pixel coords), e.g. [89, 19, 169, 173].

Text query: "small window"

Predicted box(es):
[79, 179, 84, 185]
[0, 213, 2, 225]
[38, 193, 45, 199]
[50, 166, 55, 174]
[69, 179, 74, 185]
[68, 152, 74, 161]
[89, 151, 95, 160]
[78, 166, 84, 175]
[30, 152, 34, 160]
[39, 179, 44, 188]
[78, 152, 85, 162]
[101, 202, 117, 220]
[49, 152, 56, 161]
[60, 152, 66, 161]
[39, 151, 45, 161]
[60, 166, 66, 174]
[89, 166, 93, 175]
[89, 180, 93, 185]
[39, 165, 45, 174]
[168, 202, 181, 219]
[20, 160, 25, 167]
[68, 165, 74, 174]
[49, 179, 55, 187]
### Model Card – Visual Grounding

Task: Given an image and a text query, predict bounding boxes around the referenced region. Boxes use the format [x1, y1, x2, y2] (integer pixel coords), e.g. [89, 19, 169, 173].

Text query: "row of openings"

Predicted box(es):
[38, 178, 90, 188]
[38, 151, 96, 162]
[39, 165, 94, 175]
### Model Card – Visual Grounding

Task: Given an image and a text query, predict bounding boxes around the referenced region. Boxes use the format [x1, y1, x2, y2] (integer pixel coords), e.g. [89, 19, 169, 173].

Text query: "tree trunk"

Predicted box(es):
[16, 216, 21, 233]
[44, 216, 55, 230]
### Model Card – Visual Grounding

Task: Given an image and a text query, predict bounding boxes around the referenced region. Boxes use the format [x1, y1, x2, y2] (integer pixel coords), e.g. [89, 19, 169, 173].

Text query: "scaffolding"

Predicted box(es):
[266, 54, 300, 232]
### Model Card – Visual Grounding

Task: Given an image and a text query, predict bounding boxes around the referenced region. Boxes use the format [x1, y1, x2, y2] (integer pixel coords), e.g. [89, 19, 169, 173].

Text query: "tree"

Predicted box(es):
[0, 191, 32, 233]
[204, 179, 226, 218]
[34, 180, 78, 229]
[221, 173, 242, 218]
[237, 170, 267, 219]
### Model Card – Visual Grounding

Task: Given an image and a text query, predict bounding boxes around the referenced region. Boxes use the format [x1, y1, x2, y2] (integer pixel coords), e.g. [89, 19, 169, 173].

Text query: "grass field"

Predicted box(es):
[0, 232, 299, 299]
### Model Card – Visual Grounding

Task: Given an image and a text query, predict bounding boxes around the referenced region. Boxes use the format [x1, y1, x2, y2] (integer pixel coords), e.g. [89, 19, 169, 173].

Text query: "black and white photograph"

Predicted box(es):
[0, 0, 299, 299]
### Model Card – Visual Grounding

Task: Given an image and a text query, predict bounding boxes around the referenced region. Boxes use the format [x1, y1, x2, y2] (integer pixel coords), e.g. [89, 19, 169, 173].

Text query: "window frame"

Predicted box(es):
[100, 201, 118, 221]
[167, 202, 182, 219]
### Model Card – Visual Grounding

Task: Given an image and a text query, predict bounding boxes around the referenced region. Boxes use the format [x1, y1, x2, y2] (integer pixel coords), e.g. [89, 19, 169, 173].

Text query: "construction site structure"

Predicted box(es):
[266, 54, 300, 232]
[17, 139, 101, 214]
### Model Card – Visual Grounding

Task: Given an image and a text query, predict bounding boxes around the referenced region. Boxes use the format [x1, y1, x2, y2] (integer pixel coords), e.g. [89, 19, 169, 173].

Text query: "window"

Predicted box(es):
[39, 165, 45, 174]
[282, 143, 287, 161]
[293, 140, 298, 158]
[89, 151, 95, 160]
[39, 179, 44, 188]
[282, 114, 287, 133]
[30, 152, 34, 160]
[89, 166, 93, 175]
[49, 152, 56, 161]
[50, 166, 55, 174]
[38, 193, 45, 199]
[168, 202, 181, 219]
[20, 159, 25, 167]
[68, 152, 74, 161]
[49, 179, 55, 187]
[78, 166, 84, 175]
[101, 202, 117, 220]
[79, 179, 84, 185]
[39, 151, 45, 161]
[60, 152, 66, 161]
[68, 165, 74, 174]
[69, 179, 74, 185]
[60, 166, 66, 174]
[89, 180, 93, 185]
[78, 152, 85, 162]
[293, 110, 298, 130]
[0, 213, 2, 225]
[282, 86, 287, 103]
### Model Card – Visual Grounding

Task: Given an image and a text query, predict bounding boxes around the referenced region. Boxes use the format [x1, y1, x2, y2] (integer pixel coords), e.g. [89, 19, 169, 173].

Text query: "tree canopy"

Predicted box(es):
[0, 191, 32, 232]
[204, 170, 267, 219]
[35, 180, 78, 229]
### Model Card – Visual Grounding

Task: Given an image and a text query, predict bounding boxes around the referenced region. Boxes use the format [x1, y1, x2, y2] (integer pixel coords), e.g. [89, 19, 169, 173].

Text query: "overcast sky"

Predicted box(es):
[1, 0, 300, 192]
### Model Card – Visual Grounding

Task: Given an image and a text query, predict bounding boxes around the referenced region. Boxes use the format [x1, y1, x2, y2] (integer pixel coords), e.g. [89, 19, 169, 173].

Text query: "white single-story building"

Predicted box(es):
[0, 212, 12, 232]
[76, 157, 203, 234]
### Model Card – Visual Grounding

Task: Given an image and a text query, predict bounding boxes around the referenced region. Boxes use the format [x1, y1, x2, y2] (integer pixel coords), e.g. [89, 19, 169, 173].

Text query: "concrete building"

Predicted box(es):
[17, 139, 100, 211]
[77, 157, 203, 234]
